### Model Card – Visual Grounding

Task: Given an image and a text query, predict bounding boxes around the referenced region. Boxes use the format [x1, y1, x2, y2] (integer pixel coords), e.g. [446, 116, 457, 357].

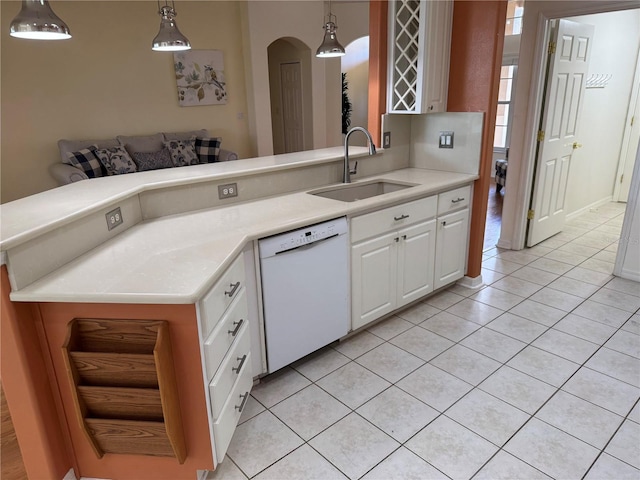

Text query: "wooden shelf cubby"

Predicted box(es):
[62, 318, 186, 463]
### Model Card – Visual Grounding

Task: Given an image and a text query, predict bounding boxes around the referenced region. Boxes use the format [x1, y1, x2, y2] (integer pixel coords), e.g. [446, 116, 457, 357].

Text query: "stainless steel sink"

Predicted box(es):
[309, 180, 417, 202]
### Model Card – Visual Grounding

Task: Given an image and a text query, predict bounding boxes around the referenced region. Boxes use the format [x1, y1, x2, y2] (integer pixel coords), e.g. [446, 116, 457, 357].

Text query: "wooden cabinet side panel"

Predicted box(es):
[0, 266, 74, 480]
[37, 302, 213, 480]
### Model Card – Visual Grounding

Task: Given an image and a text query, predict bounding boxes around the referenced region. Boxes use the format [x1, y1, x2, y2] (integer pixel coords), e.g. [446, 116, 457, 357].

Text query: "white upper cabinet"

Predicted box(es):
[387, 0, 453, 114]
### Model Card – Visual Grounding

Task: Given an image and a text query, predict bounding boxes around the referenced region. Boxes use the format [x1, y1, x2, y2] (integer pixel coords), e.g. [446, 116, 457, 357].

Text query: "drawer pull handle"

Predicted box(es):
[451, 197, 465, 203]
[402, 235, 407, 240]
[232, 354, 247, 374]
[225, 281, 241, 297]
[394, 237, 399, 243]
[235, 392, 249, 412]
[394, 214, 410, 221]
[228, 319, 244, 337]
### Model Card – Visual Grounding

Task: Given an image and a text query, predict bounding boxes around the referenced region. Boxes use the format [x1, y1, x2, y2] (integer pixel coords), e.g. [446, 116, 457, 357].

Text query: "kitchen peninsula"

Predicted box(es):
[1, 115, 481, 480]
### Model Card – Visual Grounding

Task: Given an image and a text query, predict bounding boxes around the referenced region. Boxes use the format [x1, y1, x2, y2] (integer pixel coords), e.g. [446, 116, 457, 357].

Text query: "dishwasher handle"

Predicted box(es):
[274, 233, 339, 255]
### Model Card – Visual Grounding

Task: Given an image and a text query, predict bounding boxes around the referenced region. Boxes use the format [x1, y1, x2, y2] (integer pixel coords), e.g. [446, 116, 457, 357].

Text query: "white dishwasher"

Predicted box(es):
[259, 217, 350, 373]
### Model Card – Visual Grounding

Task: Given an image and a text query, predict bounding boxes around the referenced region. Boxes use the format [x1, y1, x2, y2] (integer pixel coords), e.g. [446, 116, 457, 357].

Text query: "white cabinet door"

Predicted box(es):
[434, 209, 469, 290]
[397, 220, 436, 307]
[352, 232, 398, 330]
[387, 0, 453, 114]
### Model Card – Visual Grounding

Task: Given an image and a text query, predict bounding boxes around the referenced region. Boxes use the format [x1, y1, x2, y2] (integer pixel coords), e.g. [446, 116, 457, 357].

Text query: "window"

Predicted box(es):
[494, 64, 517, 151]
[505, 0, 524, 36]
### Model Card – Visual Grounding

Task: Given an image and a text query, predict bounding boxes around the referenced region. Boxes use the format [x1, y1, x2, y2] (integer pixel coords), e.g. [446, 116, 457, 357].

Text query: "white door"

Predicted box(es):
[434, 209, 469, 290]
[280, 62, 304, 153]
[351, 233, 397, 330]
[527, 19, 595, 246]
[397, 220, 436, 307]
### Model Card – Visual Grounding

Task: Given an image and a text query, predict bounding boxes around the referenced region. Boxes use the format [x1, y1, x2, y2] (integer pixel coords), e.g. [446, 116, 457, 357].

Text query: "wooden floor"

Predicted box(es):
[1, 383, 28, 480]
[484, 179, 504, 251]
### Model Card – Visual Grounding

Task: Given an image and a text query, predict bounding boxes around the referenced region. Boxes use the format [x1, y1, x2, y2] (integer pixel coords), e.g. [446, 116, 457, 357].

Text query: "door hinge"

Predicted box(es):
[632, 116, 635, 127]
[548, 41, 556, 55]
[537, 130, 545, 142]
[620, 174, 624, 184]
[527, 209, 535, 220]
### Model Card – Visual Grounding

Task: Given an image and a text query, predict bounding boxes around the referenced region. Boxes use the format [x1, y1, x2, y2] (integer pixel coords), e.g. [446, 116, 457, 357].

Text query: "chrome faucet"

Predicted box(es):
[343, 126, 377, 183]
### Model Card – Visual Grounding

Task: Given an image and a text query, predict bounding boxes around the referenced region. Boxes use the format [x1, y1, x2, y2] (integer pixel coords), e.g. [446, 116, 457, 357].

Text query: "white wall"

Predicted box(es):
[240, 0, 369, 157]
[565, 10, 640, 215]
[0, 1, 251, 203]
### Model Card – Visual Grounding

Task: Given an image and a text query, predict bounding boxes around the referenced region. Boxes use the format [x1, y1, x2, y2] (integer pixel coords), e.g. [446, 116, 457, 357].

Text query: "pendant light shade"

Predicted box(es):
[152, 2, 191, 52]
[10, 0, 71, 40]
[316, 1, 345, 58]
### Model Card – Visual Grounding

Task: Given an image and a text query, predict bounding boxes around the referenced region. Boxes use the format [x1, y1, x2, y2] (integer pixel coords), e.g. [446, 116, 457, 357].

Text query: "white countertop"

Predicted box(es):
[9, 168, 477, 304]
[0, 146, 364, 250]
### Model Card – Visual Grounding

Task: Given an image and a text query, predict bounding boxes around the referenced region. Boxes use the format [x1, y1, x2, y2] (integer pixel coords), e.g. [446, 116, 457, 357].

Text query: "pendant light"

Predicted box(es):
[152, 1, 191, 52]
[316, 0, 345, 58]
[9, 0, 71, 40]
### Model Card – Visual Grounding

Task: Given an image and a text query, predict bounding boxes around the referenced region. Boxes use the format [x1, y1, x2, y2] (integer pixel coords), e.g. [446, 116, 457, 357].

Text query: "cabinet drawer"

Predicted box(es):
[351, 196, 437, 243]
[199, 255, 246, 337]
[438, 185, 471, 215]
[209, 323, 251, 420]
[203, 289, 249, 382]
[212, 351, 253, 464]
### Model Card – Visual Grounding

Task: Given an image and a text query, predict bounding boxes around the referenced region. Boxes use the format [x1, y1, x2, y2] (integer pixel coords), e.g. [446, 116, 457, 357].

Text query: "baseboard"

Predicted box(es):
[496, 237, 512, 250]
[458, 275, 485, 290]
[619, 268, 640, 283]
[566, 196, 614, 221]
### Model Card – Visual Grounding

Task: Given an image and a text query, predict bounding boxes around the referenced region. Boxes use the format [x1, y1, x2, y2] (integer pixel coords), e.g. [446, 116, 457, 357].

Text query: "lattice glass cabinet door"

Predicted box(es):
[387, 0, 453, 114]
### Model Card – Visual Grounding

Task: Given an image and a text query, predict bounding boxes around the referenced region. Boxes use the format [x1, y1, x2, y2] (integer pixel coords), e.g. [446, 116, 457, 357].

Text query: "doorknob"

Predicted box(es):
[572, 142, 583, 149]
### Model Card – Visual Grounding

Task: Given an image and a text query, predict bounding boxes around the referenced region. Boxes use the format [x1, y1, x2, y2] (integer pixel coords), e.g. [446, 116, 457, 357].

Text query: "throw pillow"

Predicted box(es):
[94, 145, 137, 176]
[132, 148, 174, 171]
[194, 136, 222, 163]
[164, 139, 199, 167]
[66, 146, 105, 178]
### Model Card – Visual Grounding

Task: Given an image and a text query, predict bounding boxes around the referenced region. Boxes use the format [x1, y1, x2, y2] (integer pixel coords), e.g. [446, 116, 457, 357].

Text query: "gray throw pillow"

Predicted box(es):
[164, 139, 199, 167]
[132, 148, 174, 171]
[94, 145, 137, 175]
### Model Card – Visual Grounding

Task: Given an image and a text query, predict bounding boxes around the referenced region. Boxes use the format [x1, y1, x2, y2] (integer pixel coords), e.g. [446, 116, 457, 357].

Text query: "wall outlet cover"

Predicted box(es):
[106, 207, 123, 231]
[383, 131, 391, 149]
[218, 183, 238, 199]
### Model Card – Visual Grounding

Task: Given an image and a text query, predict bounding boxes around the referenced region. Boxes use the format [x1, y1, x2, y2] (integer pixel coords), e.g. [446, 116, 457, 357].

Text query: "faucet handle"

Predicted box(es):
[350, 161, 358, 176]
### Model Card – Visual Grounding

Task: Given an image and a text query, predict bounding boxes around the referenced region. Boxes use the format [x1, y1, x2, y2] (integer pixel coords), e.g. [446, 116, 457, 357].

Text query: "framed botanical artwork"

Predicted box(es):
[173, 49, 228, 107]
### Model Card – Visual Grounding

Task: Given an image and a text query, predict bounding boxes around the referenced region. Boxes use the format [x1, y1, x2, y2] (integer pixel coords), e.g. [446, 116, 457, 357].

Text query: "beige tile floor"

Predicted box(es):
[211, 202, 640, 480]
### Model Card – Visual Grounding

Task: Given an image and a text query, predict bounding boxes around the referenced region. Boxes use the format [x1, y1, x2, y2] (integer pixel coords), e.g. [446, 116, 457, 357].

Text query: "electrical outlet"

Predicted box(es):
[218, 183, 238, 199]
[439, 131, 454, 149]
[383, 131, 391, 149]
[106, 207, 123, 231]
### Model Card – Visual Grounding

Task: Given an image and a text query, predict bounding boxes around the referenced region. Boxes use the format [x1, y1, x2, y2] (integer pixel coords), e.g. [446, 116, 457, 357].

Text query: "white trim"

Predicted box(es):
[62, 469, 77, 480]
[565, 196, 614, 221]
[0, 251, 6, 267]
[614, 136, 640, 279]
[613, 48, 640, 202]
[457, 275, 484, 290]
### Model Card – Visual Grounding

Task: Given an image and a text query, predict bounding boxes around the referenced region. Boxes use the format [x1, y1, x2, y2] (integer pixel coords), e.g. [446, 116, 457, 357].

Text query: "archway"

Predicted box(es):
[267, 37, 314, 154]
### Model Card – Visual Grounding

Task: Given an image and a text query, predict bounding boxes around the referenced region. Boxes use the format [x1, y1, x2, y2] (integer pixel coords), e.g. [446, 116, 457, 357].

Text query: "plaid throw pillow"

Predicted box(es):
[194, 136, 222, 163]
[65, 146, 105, 178]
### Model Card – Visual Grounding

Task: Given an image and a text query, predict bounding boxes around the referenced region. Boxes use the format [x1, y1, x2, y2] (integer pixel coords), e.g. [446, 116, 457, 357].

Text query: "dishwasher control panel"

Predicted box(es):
[259, 217, 348, 257]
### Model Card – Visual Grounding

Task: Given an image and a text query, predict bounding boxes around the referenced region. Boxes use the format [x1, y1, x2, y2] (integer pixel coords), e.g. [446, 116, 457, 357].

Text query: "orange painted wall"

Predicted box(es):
[368, 0, 388, 146]
[1, 266, 74, 479]
[37, 302, 213, 479]
[448, 0, 508, 277]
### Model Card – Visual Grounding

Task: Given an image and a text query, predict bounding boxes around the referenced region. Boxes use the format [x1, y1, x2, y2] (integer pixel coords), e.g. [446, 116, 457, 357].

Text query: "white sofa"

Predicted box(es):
[51, 129, 238, 186]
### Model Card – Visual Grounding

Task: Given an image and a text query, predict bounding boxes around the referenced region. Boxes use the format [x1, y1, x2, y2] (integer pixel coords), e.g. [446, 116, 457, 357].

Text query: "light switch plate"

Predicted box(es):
[383, 131, 391, 149]
[439, 131, 454, 149]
